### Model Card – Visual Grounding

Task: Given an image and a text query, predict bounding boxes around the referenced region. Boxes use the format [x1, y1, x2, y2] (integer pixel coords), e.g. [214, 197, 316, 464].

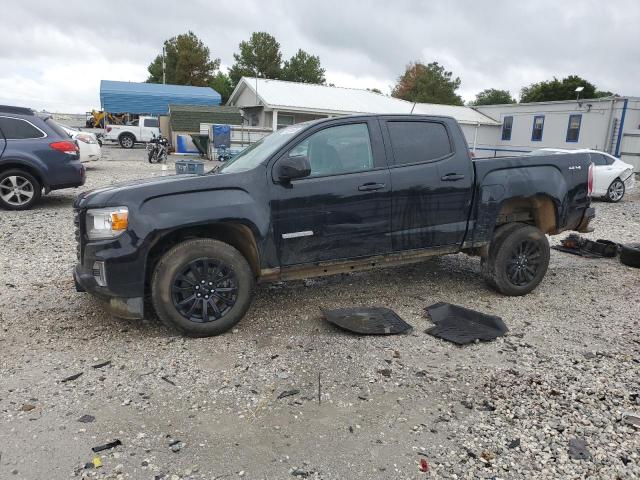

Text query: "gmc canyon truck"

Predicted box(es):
[74, 115, 595, 336]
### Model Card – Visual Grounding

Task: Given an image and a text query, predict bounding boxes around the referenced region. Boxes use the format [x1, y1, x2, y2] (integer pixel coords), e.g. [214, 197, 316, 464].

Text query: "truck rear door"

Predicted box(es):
[380, 117, 474, 250]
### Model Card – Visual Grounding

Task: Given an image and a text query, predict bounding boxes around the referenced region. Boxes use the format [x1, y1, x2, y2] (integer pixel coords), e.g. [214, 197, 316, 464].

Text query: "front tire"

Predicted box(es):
[0, 169, 42, 210]
[151, 239, 255, 336]
[119, 134, 135, 149]
[605, 178, 625, 202]
[482, 224, 550, 296]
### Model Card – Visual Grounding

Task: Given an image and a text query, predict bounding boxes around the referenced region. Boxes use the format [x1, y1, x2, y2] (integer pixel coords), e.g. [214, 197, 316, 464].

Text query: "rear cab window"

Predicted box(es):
[386, 121, 452, 165]
[0, 116, 46, 139]
[143, 118, 159, 128]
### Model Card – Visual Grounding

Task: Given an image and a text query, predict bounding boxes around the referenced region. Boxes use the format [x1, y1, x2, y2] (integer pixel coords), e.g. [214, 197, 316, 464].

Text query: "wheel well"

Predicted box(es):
[0, 162, 46, 189]
[119, 132, 135, 140]
[496, 195, 557, 234]
[144, 223, 261, 294]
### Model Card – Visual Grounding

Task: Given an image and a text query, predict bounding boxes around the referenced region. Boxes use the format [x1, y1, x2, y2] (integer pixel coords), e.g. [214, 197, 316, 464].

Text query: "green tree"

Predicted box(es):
[281, 49, 325, 84]
[147, 31, 220, 86]
[519, 75, 598, 103]
[392, 61, 463, 105]
[229, 32, 282, 85]
[469, 88, 515, 106]
[209, 71, 234, 104]
[367, 87, 383, 94]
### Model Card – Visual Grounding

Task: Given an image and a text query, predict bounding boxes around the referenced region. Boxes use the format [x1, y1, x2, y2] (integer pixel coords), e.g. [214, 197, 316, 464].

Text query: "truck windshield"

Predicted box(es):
[218, 125, 306, 173]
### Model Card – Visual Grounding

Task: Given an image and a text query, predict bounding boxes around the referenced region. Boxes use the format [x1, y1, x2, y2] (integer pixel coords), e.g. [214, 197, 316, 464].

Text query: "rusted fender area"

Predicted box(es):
[468, 153, 592, 246]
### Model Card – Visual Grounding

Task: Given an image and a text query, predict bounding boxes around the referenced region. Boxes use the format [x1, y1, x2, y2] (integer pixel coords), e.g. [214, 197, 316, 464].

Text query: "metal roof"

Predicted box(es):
[228, 77, 499, 125]
[168, 104, 243, 132]
[100, 80, 221, 115]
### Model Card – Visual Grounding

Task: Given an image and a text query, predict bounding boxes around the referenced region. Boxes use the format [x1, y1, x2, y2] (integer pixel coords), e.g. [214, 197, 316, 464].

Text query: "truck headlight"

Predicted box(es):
[86, 207, 129, 240]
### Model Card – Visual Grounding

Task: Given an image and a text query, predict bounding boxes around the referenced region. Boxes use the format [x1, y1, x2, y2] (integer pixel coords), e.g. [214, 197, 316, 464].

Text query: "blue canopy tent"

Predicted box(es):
[100, 80, 221, 115]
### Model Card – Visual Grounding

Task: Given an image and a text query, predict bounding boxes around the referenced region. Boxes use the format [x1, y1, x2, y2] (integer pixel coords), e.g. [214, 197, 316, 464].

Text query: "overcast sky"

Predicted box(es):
[1, 0, 638, 112]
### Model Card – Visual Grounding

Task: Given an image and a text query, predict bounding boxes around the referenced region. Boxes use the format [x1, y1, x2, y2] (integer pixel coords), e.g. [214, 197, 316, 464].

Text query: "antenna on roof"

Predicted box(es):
[410, 102, 417, 114]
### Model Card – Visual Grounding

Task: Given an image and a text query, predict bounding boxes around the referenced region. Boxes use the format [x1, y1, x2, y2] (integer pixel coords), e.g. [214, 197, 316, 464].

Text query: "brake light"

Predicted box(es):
[50, 141, 78, 155]
[106, 126, 112, 133]
[587, 162, 594, 196]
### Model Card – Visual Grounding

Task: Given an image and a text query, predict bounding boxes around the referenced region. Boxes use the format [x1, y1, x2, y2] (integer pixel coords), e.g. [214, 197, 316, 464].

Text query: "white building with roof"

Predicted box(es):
[226, 77, 499, 151]
[473, 97, 640, 171]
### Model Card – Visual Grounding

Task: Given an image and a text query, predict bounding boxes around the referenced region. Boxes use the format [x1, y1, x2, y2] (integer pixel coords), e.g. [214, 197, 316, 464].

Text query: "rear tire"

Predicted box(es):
[119, 133, 135, 149]
[482, 224, 550, 296]
[151, 239, 255, 336]
[0, 169, 42, 210]
[605, 178, 625, 202]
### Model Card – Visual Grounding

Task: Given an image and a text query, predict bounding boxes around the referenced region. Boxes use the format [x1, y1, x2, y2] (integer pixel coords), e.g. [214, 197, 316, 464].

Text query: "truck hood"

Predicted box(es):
[74, 170, 252, 209]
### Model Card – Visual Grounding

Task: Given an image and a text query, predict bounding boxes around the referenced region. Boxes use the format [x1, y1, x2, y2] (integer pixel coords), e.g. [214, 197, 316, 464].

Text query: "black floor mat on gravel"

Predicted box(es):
[425, 302, 508, 345]
[322, 307, 413, 335]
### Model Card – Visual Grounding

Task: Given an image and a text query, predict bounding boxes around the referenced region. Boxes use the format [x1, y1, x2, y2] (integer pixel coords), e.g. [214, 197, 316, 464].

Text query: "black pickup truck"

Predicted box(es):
[74, 115, 595, 336]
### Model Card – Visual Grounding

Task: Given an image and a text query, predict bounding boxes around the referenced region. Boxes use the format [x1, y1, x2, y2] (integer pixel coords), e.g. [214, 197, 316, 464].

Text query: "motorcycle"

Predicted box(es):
[146, 133, 169, 163]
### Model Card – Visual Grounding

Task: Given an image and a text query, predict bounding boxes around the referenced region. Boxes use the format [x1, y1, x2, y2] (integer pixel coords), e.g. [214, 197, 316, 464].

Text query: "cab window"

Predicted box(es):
[288, 123, 373, 178]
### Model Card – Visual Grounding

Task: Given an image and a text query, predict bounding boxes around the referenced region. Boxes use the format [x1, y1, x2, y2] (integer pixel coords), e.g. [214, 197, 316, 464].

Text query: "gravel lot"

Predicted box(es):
[1, 146, 639, 479]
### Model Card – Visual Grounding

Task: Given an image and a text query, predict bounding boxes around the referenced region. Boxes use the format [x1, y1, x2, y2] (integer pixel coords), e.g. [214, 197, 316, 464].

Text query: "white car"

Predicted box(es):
[529, 148, 635, 202]
[59, 124, 102, 163]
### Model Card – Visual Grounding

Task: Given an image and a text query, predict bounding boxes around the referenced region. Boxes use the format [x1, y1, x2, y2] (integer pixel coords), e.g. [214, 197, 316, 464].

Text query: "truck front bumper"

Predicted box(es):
[74, 265, 144, 320]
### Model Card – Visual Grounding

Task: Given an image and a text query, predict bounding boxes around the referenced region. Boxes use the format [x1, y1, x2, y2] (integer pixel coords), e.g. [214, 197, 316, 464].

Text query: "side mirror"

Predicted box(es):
[278, 155, 311, 182]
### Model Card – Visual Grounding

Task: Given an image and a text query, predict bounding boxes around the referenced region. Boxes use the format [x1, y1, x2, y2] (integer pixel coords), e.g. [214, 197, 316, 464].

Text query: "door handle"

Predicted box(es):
[441, 173, 465, 181]
[358, 182, 385, 191]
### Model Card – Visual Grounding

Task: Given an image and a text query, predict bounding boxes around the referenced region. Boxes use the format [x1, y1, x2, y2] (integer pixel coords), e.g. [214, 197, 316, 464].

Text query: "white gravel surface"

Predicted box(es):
[1, 146, 639, 479]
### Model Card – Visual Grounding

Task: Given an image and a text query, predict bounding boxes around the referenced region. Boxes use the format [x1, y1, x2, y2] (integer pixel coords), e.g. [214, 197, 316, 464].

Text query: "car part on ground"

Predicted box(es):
[424, 302, 508, 345]
[151, 238, 254, 337]
[321, 307, 413, 335]
[620, 243, 640, 268]
[552, 234, 619, 258]
[481, 223, 550, 296]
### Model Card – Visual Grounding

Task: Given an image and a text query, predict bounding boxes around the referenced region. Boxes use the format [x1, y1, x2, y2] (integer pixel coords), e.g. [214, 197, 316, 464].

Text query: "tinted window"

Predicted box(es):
[531, 116, 544, 141]
[566, 114, 581, 142]
[387, 121, 452, 165]
[0, 117, 45, 139]
[501, 116, 513, 141]
[45, 118, 71, 138]
[591, 153, 608, 166]
[289, 123, 373, 177]
[143, 118, 158, 128]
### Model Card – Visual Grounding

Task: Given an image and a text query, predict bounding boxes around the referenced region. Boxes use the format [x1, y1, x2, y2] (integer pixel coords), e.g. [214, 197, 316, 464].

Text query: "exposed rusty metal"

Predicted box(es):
[496, 195, 557, 234]
[259, 245, 459, 282]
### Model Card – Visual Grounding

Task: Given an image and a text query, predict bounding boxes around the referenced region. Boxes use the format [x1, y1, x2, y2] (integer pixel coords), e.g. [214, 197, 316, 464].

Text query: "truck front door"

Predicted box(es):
[271, 119, 391, 266]
[380, 117, 474, 250]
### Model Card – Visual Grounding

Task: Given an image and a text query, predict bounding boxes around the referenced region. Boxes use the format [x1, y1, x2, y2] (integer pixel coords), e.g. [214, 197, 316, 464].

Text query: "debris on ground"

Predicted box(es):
[169, 440, 183, 452]
[277, 389, 300, 400]
[568, 438, 591, 461]
[78, 414, 95, 423]
[92, 439, 122, 453]
[91, 360, 111, 369]
[92, 456, 102, 468]
[161, 376, 176, 386]
[552, 234, 619, 258]
[61, 372, 83, 383]
[622, 411, 640, 428]
[322, 307, 412, 334]
[424, 302, 508, 345]
[419, 458, 429, 472]
[21, 403, 35, 412]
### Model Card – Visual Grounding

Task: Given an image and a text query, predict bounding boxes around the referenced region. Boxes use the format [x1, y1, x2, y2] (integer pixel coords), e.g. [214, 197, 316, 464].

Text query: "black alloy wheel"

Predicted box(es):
[171, 259, 238, 323]
[505, 239, 542, 286]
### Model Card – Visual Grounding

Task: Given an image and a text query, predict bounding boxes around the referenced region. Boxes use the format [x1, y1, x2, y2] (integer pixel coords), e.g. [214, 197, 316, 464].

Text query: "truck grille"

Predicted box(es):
[74, 209, 84, 263]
